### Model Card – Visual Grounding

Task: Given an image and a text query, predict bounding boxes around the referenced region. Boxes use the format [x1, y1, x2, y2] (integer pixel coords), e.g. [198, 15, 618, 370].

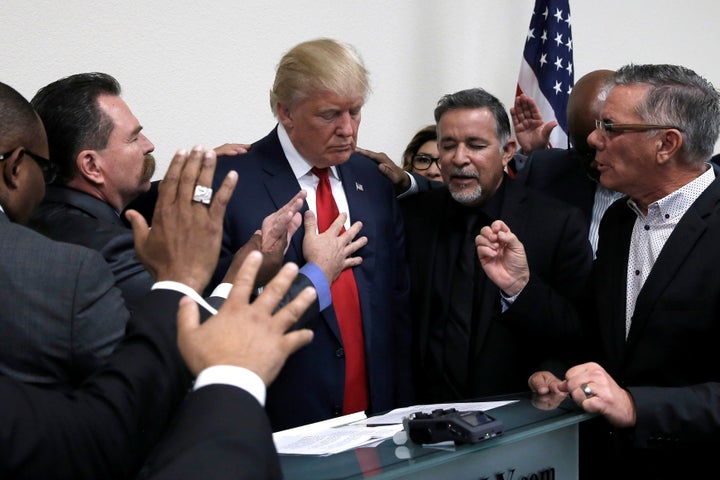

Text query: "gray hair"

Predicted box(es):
[613, 64, 720, 164]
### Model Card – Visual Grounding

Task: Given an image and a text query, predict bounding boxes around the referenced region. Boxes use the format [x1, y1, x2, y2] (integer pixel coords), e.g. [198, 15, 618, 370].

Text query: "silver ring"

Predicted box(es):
[581, 383, 594, 398]
[192, 185, 212, 205]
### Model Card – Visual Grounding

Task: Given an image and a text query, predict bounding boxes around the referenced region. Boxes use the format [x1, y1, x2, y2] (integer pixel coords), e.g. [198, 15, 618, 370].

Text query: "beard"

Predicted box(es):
[446, 167, 483, 205]
[140, 153, 156, 183]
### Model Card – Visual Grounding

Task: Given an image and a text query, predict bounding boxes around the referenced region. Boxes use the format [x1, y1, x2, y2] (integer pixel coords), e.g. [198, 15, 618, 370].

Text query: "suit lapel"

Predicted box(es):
[627, 177, 720, 348]
[337, 160, 376, 277]
[258, 130, 309, 262]
[407, 189, 452, 358]
[595, 202, 634, 368]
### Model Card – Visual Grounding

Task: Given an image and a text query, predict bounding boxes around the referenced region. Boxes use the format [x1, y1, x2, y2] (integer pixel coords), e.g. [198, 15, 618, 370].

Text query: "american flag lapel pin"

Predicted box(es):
[355, 182, 364, 191]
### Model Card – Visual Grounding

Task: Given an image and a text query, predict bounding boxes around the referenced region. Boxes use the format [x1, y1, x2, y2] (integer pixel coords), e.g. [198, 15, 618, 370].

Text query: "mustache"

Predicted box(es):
[142, 153, 156, 181]
[446, 168, 479, 180]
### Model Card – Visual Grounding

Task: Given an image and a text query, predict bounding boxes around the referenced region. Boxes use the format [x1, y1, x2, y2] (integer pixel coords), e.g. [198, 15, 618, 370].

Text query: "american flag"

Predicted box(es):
[516, 0, 574, 149]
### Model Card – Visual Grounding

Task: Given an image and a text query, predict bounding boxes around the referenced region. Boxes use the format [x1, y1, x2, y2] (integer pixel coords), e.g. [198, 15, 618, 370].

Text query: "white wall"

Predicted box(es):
[4, 0, 720, 178]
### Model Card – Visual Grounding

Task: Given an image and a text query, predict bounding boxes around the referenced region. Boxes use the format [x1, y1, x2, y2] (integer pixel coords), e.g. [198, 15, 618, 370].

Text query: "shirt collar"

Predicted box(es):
[627, 163, 715, 219]
[277, 123, 340, 181]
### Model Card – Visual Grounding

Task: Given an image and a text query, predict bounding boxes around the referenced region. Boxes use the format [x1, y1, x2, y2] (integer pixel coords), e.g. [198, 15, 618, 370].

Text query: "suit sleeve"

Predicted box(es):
[69, 248, 130, 383]
[0, 289, 192, 480]
[137, 384, 282, 480]
[503, 202, 593, 358]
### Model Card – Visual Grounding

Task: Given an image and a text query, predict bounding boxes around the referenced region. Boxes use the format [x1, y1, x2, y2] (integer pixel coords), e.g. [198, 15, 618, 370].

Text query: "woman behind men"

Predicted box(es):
[401, 125, 442, 182]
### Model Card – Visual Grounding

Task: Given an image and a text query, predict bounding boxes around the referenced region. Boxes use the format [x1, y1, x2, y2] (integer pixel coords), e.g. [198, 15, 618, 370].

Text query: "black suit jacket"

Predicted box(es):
[0, 289, 191, 480]
[513, 148, 597, 236]
[137, 384, 281, 480]
[211, 127, 412, 430]
[582, 173, 720, 470]
[30, 185, 152, 313]
[401, 177, 593, 401]
[511, 168, 720, 476]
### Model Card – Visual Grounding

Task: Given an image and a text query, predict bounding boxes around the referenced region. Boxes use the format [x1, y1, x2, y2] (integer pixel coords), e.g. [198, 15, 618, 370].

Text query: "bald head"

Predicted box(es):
[0, 82, 43, 149]
[0, 82, 49, 223]
[567, 69, 615, 156]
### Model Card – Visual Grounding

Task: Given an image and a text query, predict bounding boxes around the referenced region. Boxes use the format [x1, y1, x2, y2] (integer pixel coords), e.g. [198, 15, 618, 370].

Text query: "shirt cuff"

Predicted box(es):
[210, 282, 233, 299]
[396, 171, 418, 199]
[499, 289, 521, 313]
[152, 281, 218, 315]
[193, 365, 266, 406]
[299, 262, 331, 311]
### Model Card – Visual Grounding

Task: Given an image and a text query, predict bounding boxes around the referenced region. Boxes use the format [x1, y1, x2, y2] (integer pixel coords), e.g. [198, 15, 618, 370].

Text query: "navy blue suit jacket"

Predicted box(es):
[211, 127, 412, 431]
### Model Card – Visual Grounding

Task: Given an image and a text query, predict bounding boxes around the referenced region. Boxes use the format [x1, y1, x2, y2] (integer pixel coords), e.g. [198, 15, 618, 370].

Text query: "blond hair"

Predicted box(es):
[270, 38, 370, 117]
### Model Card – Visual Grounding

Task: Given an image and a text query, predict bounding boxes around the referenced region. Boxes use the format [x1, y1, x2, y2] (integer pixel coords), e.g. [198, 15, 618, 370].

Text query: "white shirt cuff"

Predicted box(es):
[152, 281, 218, 315]
[210, 282, 233, 299]
[397, 171, 418, 199]
[193, 365, 266, 406]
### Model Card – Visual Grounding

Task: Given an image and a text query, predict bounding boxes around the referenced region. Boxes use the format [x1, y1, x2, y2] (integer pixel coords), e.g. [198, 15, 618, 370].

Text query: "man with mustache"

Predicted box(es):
[400, 88, 593, 403]
[28, 72, 163, 312]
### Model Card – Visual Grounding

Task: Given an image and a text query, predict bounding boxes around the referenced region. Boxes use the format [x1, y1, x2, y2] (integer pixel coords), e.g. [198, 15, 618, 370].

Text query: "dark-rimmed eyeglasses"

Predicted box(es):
[411, 154, 440, 171]
[594, 119, 684, 134]
[0, 147, 58, 183]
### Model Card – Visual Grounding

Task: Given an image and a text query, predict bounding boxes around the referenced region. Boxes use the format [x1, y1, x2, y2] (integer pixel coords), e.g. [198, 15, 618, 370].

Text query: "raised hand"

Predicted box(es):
[510, 93, 557, 154]
[126, 146, 237, 294]
[177, 250, 315, 386]
[476, 220, 530, 297]
[223, 190, 307, 287]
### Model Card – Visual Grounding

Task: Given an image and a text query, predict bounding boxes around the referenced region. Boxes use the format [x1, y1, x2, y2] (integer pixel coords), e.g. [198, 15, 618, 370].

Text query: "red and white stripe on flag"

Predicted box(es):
[516, 0, 574, 149]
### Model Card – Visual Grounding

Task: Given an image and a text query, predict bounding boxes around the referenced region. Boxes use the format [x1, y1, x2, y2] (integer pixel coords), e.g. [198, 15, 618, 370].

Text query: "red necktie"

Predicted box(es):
[311, 167, 368, 415]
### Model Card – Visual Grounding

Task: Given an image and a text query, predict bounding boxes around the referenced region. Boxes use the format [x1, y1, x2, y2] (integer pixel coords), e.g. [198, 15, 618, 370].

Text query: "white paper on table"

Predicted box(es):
[273, 400, 517, 456]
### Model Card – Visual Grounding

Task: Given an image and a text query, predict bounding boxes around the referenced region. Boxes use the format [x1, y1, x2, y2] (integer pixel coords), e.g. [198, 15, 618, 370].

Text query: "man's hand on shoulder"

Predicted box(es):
[356, 146, 411, 194]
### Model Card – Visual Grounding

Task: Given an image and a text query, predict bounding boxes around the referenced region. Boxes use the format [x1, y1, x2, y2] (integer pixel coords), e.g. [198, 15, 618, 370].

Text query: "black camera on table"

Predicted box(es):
[405, 408, 503, 445]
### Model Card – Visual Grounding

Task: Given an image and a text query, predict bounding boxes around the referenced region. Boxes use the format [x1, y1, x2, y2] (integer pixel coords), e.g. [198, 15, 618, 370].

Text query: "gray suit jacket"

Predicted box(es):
[30, 186, 153, 314]
[0, 211, 128, 391]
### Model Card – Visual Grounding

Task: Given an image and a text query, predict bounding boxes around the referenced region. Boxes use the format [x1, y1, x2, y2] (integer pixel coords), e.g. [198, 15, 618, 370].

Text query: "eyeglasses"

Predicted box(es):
[594, 119, 684, 134]
[0, 147, 58, 183]
[411, 154, 440, 171]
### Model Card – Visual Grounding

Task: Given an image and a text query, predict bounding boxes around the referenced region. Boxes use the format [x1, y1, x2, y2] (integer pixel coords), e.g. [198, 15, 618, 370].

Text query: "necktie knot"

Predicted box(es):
[311, 166, 329, 181]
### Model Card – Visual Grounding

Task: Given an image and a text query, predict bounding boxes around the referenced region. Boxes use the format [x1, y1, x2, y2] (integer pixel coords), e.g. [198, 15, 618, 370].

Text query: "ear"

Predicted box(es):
[276, 103, 294, 131]
[75, 149, 104, 185]
[500, 138, 518, 168]
[2, 149, 25, 190]
[656, 128, 683, 166]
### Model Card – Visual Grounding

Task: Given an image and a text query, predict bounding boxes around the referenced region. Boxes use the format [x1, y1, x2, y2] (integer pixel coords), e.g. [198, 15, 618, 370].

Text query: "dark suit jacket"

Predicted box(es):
[513, 147, 597, 236]
[211, 127, 412, 431]
[33, 185, 314, 319]
[577, 173, 720, 475]
[509, 169, 720, 476]
[137, 384, 281, 480]
[401, 177, 593, 401]
[1, 289, 192, 480]
[30, 185, 152, 314]
[0, 211, 127, 390]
